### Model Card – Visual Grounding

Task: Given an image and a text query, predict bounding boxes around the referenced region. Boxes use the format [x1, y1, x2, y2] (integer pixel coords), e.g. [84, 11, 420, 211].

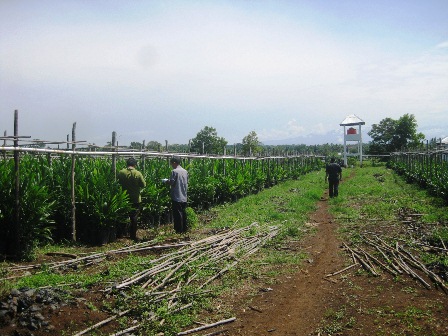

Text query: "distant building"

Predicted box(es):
[440, 136, 448, 148]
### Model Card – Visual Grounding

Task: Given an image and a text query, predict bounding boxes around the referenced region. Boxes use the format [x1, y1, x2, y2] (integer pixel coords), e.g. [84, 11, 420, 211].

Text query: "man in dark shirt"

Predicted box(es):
[325, 157, 342, 198]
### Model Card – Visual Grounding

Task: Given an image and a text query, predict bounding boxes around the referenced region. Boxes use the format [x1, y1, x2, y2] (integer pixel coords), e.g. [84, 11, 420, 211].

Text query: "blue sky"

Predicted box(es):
[1, 0, 447, 146]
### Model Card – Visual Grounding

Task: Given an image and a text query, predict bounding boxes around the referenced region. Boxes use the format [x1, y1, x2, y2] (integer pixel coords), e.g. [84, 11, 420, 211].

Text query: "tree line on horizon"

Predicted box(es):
[130, 128, 349, 157]
[22, 113, 436, 157]
[127, 114, 435, 158]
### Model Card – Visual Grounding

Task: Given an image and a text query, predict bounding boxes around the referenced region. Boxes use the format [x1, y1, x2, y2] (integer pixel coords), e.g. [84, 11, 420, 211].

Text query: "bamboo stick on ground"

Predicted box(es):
[110, 242, 190, 255]
[325, 263, 359, 277]
[148, 251, 198, 292]
[117, 261, 174, 289]
[200, 260, 239, 289]
[397, 255, 432, 289]
[397, 246, 448, 293]
[343, 243, 378, 276]
[168, 281, 183, 308]
[354, 252, 379, 276]
[358, 247, 397, 276]
[45, 252, 78, 259]
[415, 243, 448, 253]
[73, 309, 130, 336]
[373, 245, 403, 275]
[359, 249, 377, 272]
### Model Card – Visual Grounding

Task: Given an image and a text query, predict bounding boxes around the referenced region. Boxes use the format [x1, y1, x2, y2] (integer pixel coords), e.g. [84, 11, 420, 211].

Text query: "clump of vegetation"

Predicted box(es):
[186, 206, 199, 230]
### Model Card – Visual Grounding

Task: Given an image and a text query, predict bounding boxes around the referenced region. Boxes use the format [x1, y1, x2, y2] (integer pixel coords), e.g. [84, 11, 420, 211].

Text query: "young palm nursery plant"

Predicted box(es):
[0, 156, 55, 260]
[75, 157, 131, 244]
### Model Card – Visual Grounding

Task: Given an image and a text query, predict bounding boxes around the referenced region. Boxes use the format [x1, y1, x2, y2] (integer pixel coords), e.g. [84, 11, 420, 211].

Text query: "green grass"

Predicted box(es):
[317, 306, 356, 334]
[366, 305, 434, 335]
[15, 254, 156, 289]
[204, 170, 325, 232]
[329, 166, 448, 243]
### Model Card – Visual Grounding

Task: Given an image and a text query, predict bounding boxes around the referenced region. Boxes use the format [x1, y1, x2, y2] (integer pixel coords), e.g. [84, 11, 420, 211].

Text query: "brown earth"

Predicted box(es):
[208, 187, 448, 336]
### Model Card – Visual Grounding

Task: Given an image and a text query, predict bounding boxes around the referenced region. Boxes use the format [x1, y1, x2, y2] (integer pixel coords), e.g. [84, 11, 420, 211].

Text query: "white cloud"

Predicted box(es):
[435, 41, 448, 49]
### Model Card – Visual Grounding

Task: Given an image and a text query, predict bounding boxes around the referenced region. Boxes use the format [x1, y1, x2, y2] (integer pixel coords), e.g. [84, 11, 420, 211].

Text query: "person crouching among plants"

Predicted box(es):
[164, 156, 189, 233]
[117, 157, 146, 240]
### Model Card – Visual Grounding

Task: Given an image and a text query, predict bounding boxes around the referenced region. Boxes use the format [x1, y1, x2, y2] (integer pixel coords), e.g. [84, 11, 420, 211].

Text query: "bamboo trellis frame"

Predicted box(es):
[1, 111, 323, 253]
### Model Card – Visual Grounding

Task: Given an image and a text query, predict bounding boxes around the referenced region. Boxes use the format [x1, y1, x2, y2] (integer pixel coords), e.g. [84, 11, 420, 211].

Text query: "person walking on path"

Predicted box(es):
[164, 156, 189, 233]
[325, 157, 342, 198]
[117, 157, 146, 240]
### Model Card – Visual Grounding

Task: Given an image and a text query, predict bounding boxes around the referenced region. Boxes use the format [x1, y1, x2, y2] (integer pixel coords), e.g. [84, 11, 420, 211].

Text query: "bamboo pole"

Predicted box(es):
[13, 110, 21, 258]
[0, 145, 321, 161]
[141, 139, 146, 173]
[73, 309, 130, 336]
[2, 130, 6, 160]
[71, 122, 77, 241]
[325, 263, 358, 278]
[112, 131, 117, 179]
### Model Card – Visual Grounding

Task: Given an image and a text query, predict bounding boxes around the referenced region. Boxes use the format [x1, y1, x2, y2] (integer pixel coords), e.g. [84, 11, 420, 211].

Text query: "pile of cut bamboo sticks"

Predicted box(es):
[74, 223, 279, 335]
[342, 234, 448, 293]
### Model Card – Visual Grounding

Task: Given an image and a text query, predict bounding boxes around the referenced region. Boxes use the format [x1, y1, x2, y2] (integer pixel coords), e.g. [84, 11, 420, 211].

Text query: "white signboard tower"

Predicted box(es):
[340, 114, 365, 166]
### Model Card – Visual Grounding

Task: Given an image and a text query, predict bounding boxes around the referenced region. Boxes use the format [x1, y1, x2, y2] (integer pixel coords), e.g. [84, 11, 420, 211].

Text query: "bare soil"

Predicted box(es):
[211, 188, 448, 335]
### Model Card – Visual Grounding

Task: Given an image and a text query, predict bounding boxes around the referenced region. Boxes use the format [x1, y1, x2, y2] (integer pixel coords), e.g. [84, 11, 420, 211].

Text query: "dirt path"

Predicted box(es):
[223, 189, 347, 335]
[217, 178, 448, 336]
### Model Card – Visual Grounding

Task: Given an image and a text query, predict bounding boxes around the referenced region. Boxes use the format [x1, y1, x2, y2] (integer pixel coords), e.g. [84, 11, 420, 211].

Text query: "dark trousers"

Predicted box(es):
[129, 203, 141, 240]
[328, 179, 340, 198]
[172, 201, 187, 233]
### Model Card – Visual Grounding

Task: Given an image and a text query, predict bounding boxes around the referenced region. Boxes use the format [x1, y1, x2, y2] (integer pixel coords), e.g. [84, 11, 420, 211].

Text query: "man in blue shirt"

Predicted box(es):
[164, 156, 189, 233]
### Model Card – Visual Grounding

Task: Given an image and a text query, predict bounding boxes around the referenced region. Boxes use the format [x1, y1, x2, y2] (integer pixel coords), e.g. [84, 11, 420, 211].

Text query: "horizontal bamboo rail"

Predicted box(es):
[0, 145, 323, 160]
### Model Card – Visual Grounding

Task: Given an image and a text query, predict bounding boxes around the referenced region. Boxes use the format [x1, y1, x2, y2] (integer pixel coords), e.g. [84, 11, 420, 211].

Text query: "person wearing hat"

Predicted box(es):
[164, 156, 189, 233]
[117, 157, 146, 240]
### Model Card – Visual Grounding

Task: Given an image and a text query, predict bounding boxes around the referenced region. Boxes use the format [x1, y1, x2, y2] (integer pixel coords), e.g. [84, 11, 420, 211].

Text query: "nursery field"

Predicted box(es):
[1, 163, 448, 335]
[0, 153, 321, 259]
